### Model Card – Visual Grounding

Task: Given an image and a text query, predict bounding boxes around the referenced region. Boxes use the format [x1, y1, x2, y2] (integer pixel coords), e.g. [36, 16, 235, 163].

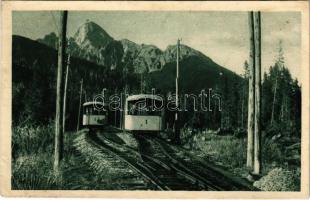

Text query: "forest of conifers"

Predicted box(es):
[12, 35, 301, 140]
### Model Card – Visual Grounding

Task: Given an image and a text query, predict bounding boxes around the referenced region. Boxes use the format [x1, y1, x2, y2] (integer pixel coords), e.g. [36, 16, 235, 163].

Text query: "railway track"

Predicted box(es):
[134, 134, 215, 190]
[86, 128, 256, 191]
[91, 130, 224, 190]
[90, 131, 208, 190]
[85, 132, 164, 190]
[139, 135, 228, 190]
[151, 136, 257, 191]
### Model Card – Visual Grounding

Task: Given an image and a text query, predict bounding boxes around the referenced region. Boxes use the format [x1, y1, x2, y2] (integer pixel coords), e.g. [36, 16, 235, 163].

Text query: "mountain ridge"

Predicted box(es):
[74, 21, 113, 49]
[36, 20, 228, 74]
[13, 33, 242, 128]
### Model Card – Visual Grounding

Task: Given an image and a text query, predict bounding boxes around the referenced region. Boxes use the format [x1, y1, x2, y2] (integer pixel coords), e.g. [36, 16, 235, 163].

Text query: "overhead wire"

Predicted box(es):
[49, 11, 60, 34]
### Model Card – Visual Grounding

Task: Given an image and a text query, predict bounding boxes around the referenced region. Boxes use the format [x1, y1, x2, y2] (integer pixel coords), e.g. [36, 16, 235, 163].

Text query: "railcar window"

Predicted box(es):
[127, 98, 162, 116]
[94, 109, 105, 115]
[84, 105, 106, 115]
[86, 106, 92, 115]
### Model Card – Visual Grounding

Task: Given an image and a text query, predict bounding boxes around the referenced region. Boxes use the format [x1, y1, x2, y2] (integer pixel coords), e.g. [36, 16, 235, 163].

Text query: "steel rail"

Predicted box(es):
[86, 133, 166, 190]
[153, 136, 258, 191]
[138, 134, 222, 190]
[97, 132, 205, 190]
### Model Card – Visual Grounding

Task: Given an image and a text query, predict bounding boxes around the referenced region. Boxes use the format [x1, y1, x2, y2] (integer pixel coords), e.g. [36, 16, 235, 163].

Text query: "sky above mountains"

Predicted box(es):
[13, 11, 301, 80]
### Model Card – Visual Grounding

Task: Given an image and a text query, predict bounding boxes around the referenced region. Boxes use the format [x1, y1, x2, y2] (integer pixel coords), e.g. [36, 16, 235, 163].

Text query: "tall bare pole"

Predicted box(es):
[176, 39, 180, 120]
[124, 87, 127, 130]
[54, 11, 68, 172]
[114, 88, 117, 127]
[120, 92, 123, 129]
[253, 11, 262, 175]
[121, 86, 127, 130]
[63, 54, 70, 132]
[271, 41, 283, 125]
[174, 39, 180, 143]
[271, 77, 277, 125]
[246, 11, 255, 169]
[140, 73, 143, 94]
[77, 79, 83, 132]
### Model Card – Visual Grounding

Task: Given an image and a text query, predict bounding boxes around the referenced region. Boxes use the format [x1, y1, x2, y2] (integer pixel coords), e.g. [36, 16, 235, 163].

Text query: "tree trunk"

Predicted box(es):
[253, 11, 262, 175]
[241, 93, 244, 128]
[241, 82, 245, 128]
[271, 77, 277, 125]
[174, 39, 181, 144]
[246, 11, 255, 169]
[54, 11, 67, 173]
[63, 54, 70, 132]
[120, 92, 123, 129]
[77, 79, 83, 132]
[122, 86, 127, 130]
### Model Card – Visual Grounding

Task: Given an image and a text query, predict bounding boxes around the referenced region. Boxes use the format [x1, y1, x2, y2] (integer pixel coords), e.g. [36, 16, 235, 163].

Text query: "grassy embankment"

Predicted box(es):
[180, 129, 301, 191]
[11, 123, 300, 191]
[11, 123, 139, 190]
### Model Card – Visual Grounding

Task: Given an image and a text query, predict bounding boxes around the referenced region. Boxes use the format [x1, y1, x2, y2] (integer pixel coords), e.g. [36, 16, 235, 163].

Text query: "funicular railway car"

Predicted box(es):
[124, 94, 164, 133]
[82, 101, 108, 127]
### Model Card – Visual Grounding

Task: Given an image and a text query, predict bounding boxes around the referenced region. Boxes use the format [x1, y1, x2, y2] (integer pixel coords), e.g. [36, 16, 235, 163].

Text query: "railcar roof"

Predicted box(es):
[126, 94, 163, 101]
[83, 101, 106, 110]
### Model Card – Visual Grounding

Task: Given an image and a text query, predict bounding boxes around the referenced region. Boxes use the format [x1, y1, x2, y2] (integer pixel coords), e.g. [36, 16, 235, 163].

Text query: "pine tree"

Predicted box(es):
[247, 11, 255, 169]
[54, 11, 68, 174]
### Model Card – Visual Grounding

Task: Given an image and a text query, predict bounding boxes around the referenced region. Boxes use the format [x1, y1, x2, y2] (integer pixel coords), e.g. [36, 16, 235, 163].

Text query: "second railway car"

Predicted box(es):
[124, 94, 164, 132]
[82, 101, 108, 127]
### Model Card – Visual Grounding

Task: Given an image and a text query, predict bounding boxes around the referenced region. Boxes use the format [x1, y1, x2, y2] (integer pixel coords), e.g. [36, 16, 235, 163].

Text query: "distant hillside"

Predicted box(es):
[37, 21, 231, 75]
[37, 32, 58, 49]
[35, 20, 242, 94]
[149, 55, 240, 94]
[13, 35, 140, 127]
[15, 21, 243, 128]
[13, 20, 302, 135]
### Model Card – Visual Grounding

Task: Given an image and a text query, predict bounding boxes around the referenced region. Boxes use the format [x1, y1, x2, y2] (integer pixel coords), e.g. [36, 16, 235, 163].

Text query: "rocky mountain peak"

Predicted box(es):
[120, 39, 141, 53]
[36, 32, 58, 49]
[164, 44, 204, 61]
[37, 21, 210, 74]
[73, 20, 113, 49]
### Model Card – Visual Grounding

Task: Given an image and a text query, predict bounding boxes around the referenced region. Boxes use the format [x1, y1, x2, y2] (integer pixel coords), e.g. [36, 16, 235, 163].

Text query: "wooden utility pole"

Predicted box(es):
[120, 92, 123, 129]
[77, 79, 83, 132]
[174, 39, 181, 144]
[253, 11, 262, 175]
[271, 77, 277, 125]
[175, 39, 180, 121]
[63, 54, 70, 132]
[271, 42, 283, 125]
[241, 87, 245, 128]
[121, 86, 127, 130]
[114, 88, 117, 127]
[246, 11, 255, 169]
[54, 11, 68, 173]
[140, 73, 144, 94]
